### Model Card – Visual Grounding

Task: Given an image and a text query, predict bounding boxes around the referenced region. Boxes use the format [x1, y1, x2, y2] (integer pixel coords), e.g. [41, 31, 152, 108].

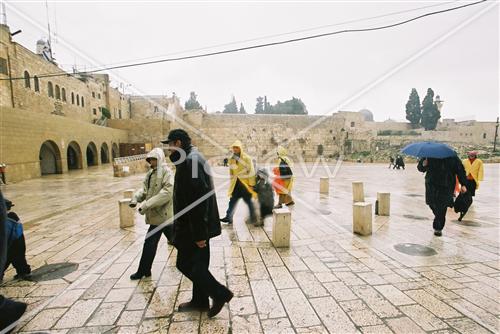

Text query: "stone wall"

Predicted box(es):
[107, 118, 171, 147]
[0, 106, 129, 183]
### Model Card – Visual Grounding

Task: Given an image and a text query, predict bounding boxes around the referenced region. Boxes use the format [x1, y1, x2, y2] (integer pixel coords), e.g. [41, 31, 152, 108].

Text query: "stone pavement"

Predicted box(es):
[0, 163, 499, 333]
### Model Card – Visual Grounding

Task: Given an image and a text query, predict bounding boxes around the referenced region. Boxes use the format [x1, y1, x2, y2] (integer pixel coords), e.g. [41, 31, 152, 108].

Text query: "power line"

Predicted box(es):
[69, 0, 460, 73]
[2, 0, 488, 81]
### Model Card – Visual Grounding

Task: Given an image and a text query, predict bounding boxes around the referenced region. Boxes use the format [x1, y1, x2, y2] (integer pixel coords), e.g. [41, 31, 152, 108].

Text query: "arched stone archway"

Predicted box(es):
[100, 143, 110, 164]
[67, 141, 83, 170]
[86, 142, 98, 167]
[39, 140, 63, 175]
[111, 143, 119, 160]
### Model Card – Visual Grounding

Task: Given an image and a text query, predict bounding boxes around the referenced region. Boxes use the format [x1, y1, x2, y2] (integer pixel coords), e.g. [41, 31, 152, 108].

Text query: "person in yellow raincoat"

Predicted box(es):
[220, 140, 257, 225]
[273, 146, 295, 208]
[458, 151, 484, 221]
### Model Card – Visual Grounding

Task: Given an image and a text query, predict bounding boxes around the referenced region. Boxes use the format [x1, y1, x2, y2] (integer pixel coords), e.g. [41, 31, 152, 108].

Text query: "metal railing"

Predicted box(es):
[113, 154, 148, 165]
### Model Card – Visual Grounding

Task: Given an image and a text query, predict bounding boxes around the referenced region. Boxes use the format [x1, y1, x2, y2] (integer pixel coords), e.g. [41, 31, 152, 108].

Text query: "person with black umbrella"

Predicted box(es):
[404, 142, 468, 236]
[162, 129, 233, 318]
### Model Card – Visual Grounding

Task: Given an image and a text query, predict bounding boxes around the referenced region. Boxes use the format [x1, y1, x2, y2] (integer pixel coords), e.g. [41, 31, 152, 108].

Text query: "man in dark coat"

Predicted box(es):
[0, 191, 27, 331]
[417, 156, 467, 236]
[162, 129, 233, 318]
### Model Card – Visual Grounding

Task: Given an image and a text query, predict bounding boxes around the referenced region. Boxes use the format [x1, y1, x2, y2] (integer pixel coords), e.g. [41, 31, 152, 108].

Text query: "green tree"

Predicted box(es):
[239, 103, 246, 114]
[100, 107, 111, 119]
[185, 91, 202, 110]
[421, 88, 441, 130]
[223, 96, 239, 114]
[405, 88, 421, 128]
[255, 96, 264, 114]
[264, 96, 272, 113]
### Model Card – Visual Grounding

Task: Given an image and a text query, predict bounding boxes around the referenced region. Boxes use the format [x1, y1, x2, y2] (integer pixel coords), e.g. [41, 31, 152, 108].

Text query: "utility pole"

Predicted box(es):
[493, 116, 499, 152]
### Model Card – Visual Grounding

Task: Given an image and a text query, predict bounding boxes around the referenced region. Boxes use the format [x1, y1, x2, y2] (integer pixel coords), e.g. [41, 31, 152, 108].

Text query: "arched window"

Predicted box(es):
[47, 82, 54, 97]
[61, 88, 66, 102]
[24, 71, 31, 88]
[76, 94, 80, 106]
[55, 85, 61, 100]
[33, 76, 40, 92]
[71, 92, 74, 104]
[81, 96, 85, 107]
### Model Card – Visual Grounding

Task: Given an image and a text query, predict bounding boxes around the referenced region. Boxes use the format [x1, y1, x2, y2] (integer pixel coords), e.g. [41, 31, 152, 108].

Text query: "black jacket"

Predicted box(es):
[417, 156, 467, 207]
[172, 146, 221, 247]
[0, 191, 7, 279]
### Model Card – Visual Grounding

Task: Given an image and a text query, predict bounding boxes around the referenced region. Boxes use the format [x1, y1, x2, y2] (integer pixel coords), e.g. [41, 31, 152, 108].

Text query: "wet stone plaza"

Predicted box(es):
[1, 163, 499, 334]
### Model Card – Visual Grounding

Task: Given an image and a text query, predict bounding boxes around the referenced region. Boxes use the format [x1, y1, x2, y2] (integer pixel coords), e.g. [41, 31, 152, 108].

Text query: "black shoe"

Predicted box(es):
[286, 201, 295, 206]
[14, 272, 31, 280]
[273, 204, 282, 209]
[458, 212, 465, 221]
[129, 271, 151, 280]
[0, 298, 27, 331]
[434, 230, 442, 237]
[178, 301, 210, 312]
[208, 291, 233, 318]
[220, 217, 232, 224]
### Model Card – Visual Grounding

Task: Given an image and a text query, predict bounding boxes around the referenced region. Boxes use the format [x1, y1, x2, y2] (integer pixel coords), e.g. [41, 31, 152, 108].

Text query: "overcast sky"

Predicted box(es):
[5, 1, 499, 121]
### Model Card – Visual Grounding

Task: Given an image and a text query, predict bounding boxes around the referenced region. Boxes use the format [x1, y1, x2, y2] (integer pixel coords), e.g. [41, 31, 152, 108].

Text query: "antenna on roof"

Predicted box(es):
[45, 0, 54, 60]
[1, 2, 7, 25]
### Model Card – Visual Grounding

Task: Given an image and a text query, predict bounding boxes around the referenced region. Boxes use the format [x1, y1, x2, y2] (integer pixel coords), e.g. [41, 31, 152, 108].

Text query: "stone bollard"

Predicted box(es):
[353, 202, 372, 236]
[119, 199, 135, 229]
[123, 189, 135, 199]
[272, 207, 292, 248]
[320, 177, 329, 194]
[376, 192, 390, 216]
[352, 181, 365, 202]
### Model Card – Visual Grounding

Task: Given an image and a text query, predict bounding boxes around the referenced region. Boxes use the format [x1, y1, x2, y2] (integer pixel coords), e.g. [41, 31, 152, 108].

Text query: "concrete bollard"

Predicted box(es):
[376, 192, 390, 216]
[272, 207, 292, 248]
[119, 198, 135, 228]
[353, 202, 372, 236]
[352, 181, 365, 202]
[123, 189, 135, 199]
[320, 177, 329, 194]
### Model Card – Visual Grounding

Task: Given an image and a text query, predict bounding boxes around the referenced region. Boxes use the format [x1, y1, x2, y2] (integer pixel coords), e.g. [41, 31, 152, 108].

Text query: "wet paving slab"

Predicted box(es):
[0, 163, 499, 333]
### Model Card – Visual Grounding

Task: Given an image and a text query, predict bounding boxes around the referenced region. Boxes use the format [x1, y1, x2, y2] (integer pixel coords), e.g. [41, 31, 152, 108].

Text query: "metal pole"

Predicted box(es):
[493, 116, 499, 152]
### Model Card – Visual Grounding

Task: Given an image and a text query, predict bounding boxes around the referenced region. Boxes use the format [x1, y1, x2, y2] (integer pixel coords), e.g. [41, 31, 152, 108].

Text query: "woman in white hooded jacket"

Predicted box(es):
[129, 148, 174, 279]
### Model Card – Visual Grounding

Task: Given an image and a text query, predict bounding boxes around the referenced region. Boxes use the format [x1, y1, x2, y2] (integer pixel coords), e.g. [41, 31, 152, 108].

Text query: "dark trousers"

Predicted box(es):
[137, 225, 170, 273]
[4, 236, 30, 276]
[226, 181, 256, 222]
[0, 172, 5, 184]
[176, 241, 231, 305]
[430, 204, 448, 231]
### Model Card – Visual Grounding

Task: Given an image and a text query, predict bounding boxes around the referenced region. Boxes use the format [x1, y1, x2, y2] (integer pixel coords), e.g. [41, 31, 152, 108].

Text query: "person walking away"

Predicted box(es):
[223, 158, 228, 167]
[129, 148, 174, 280]
[273, 146, 294, 208]
[220, 140, 257, 225]
[396, 156, 405, 170]
[163, 129, 233, 318]
[417, 156, 467, 236]
[254, 168, 274, 225]
[458, 151, 484, 221]
[0, 191, 27, 331]
[388, 156, 394, 169]
[3, 199, 31, 280]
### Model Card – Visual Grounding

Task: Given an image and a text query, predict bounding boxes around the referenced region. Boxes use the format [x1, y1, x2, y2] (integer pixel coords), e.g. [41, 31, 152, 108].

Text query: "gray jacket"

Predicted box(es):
[131, 148, 174, 226]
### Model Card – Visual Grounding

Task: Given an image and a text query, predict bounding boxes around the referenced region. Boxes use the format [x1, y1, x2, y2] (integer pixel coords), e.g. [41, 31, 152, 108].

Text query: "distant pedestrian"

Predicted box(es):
[2, 198, 31, 280]
[0, 164, 6, 185]
[220, 140, 257, 225]
[417, 156, 467, 236]
[163, 129, 233, 318]
[273, 146, 294, 208]
[223, 158, 228, 167]
[389, 156, 395, 169]
[129, 148, 174, 280]
[458, 151, 484, 221]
